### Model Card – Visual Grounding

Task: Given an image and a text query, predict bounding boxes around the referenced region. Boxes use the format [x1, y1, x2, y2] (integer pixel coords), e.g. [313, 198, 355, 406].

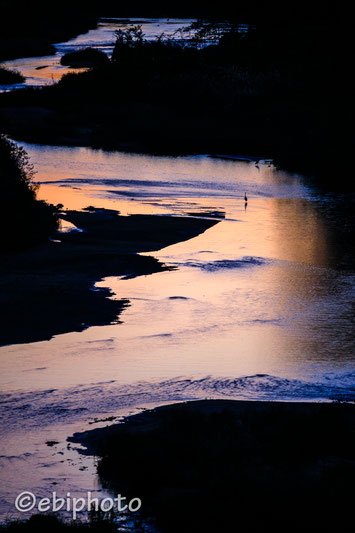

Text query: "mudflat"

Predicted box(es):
[0, 208, 218, 346]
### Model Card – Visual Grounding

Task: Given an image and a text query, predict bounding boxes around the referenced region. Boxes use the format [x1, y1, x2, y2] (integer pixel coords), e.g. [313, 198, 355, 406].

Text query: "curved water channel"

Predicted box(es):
[0, 143, 354, 519]
[0, 17, 354, 523]
[0, 18, 196, 91]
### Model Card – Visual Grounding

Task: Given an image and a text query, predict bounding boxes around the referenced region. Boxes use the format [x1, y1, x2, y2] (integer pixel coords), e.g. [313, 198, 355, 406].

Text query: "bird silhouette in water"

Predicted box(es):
[244, 192, 248, 210]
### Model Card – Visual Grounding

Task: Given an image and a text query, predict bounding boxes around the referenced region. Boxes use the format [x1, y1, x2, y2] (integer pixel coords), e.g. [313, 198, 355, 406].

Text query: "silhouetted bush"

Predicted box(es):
[0, 135, 59, 250]
[60, 48, 110, 67]
[0, 67, 25, 85]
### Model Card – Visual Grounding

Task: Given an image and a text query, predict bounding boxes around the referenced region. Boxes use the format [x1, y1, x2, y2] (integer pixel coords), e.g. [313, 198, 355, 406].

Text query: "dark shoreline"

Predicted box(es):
[0, 208, 218, 347]
[68, 398, 355, 454]
[0, 125, 327, 189]
[0, 99, 326, 184]
[69, 398, 355, 532]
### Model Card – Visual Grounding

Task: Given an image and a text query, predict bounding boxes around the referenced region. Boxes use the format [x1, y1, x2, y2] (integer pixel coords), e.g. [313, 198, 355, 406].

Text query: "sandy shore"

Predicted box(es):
[0, 208, 218, 346]
[70, 399, 355, 532]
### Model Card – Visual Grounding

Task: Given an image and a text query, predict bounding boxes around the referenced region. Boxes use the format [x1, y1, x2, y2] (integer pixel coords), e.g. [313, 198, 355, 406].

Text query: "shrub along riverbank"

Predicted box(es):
[0, 135, 58, 250]
[0, 67, 25, 85]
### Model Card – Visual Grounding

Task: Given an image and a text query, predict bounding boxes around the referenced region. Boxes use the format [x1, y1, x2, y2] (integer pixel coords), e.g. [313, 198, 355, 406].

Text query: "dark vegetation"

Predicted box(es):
[0, 1, 98, 61]
[60, 48, 110, 67]
[0, 207, 217, 346]
[0, 67, 24, 85]
[0, 514, 116, 532]
[0, 511, 150, 532]
[71, 400, 355, 533]
[0, 8, 338, 186]
[0, 135, 58, 250]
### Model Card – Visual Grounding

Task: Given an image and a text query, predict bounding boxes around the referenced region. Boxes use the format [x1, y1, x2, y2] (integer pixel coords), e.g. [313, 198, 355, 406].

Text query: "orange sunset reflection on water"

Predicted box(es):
[1, 144, 353, 396]
[0, 145, 354, 518]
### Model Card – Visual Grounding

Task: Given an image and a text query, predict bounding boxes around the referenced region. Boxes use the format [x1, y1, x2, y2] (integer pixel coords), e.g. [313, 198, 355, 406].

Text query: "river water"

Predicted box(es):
[0, 18, 195, 91]
[0, 17, 354, 523]
[0, 143, 354, 519]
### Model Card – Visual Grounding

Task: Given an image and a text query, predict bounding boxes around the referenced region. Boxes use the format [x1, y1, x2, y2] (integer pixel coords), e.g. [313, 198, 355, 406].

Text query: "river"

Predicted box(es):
[0, 17, 354, 524]
[0, 18, 196, 91]
[0, 143, 354, 520]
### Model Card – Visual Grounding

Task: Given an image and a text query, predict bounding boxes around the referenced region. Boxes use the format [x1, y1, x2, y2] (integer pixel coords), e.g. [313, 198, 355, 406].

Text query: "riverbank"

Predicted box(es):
[70, 398, 355, 532]
[0, 62, 329, 183]
[0, 16, 336, 186]
[0, 208, 218, 346]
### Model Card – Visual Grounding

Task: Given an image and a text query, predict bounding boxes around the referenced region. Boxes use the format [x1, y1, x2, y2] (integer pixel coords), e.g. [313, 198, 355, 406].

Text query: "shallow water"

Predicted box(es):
[0, 143, 354, 519]
[0, 18, 195, 91]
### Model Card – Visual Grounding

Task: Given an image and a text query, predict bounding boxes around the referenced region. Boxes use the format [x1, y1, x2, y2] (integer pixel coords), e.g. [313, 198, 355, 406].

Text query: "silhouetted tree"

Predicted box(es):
[0, 135, 59, 250]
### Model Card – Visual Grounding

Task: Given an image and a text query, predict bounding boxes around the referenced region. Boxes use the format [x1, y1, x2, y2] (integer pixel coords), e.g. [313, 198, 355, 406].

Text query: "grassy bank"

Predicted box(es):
[70, 399, 355, 533]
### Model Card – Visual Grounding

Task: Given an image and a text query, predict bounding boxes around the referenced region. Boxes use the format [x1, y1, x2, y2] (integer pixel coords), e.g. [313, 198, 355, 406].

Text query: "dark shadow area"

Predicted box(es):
[70, 399, 355, 533]
[99, 0, 328, 23]
[0, 1, 98, 62]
